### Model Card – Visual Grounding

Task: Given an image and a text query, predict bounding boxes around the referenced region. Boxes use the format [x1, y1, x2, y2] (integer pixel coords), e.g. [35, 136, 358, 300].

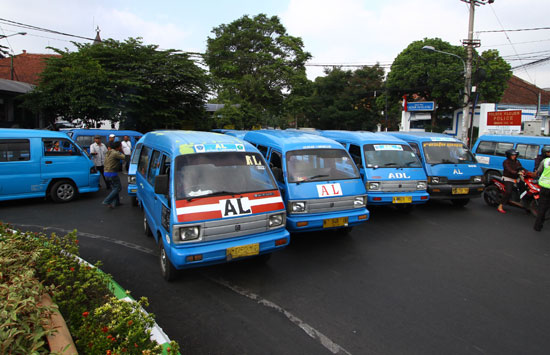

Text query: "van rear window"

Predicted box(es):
[0, 139, 30, 162]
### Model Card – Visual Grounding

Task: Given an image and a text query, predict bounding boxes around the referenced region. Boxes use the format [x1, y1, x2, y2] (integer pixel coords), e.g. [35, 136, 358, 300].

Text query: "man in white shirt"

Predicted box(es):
[121, 135, 132, 173]
[90, 135, 110, 189]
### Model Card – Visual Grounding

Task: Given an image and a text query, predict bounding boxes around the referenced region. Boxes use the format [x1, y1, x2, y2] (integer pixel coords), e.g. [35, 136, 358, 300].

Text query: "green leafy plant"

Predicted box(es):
[0, 222, 180, 354]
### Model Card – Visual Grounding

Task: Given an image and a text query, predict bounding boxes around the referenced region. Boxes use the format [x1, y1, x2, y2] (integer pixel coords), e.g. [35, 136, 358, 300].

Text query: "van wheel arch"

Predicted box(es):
[49, 179, 78, 203]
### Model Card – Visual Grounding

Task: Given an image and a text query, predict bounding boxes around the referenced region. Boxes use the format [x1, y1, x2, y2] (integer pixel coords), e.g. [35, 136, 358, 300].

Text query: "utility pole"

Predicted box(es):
[460, 0, 492, 145]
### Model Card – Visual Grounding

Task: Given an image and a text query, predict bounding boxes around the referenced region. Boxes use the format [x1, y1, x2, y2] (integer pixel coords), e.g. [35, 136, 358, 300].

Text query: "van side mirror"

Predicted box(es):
[154, 174, 169, 195]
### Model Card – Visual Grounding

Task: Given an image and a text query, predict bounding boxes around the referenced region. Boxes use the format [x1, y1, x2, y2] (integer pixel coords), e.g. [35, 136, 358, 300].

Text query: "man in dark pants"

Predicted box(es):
[534, 147, 550, 231]
[102, 141, 125, 208]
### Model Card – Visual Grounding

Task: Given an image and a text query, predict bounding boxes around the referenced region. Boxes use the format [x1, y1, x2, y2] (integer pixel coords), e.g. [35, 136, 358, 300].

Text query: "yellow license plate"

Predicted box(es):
[130, 189, 137, 193]
[393, 196, 412, 204]
[323, 217, 348, 228]
[452, 188, 469, 194]
[227, 243, 259, 259]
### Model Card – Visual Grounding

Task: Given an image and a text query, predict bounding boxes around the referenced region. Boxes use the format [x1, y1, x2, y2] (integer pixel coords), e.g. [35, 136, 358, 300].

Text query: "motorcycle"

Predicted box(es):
[483, 171, 547, 217]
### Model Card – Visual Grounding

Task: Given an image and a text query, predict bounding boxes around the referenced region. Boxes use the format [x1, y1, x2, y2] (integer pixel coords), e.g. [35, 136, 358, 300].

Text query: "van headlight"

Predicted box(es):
[290, 201, 306, 213]
[175, 226, 200, 243]
[416, 181, 427, 190]
[471, 176, 482, 183]
[128, 175, 136, 184]
[429, 176, 447, 184]
[367, 182, 380, 191]
[354, 196, 366, 207]
[269, 213, 285, 228]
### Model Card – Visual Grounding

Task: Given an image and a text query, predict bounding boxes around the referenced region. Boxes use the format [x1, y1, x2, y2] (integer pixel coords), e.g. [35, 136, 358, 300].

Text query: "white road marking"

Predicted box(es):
[10, 223, 352, 355]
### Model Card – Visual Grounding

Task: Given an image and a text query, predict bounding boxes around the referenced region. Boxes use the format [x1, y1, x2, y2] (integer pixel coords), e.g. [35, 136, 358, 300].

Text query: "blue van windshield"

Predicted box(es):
[422, 142, 476, 165]
[286, 149, 360, 183]
[174, 152, 277, 199]
[364, 144, 422, 168]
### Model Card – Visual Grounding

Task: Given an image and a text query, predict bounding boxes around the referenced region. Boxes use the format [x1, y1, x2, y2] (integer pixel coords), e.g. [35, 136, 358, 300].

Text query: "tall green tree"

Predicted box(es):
[386, 38, 511, 127]
[309, 66, 385, 130]
[23, 38, 210, 132]
[204, 14, 311, 128]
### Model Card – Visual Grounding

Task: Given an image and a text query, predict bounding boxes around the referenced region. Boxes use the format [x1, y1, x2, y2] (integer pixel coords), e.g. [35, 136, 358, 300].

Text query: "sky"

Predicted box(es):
[1, 0, 549, 90]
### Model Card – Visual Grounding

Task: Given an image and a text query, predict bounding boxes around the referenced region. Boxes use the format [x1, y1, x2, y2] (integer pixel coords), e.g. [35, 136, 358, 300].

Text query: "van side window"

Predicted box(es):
[495, 142, 514, 157]
[516, 144, 538, 160]
[270, 151, 284, 182]
[476, 141, 496, 155]
[138, 146, 151, 176]
[256, 145, 268, 158]
[43, 138, 79, 156]
[147, 150, 161, 185]
[348, 144, 363, 168]
[0, 139, 30, 162]
[76, 135, 104, 150]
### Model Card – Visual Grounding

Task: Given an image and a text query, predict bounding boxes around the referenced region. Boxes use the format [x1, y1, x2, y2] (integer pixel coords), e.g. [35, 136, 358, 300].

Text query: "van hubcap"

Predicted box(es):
[57, 184, 74, 200]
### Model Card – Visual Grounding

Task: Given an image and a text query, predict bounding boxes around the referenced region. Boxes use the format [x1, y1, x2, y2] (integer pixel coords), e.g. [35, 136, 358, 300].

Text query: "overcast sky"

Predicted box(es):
[1, 0, 549, 89]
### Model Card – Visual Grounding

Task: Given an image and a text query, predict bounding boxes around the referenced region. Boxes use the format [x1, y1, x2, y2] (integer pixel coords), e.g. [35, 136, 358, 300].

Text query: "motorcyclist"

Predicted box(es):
[534, 146, 550, 231]
[497, 149, 524, 214]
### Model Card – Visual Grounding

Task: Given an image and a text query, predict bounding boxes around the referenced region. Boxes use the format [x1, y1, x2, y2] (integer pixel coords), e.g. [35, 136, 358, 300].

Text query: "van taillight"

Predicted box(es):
[90, 167, 98, 174]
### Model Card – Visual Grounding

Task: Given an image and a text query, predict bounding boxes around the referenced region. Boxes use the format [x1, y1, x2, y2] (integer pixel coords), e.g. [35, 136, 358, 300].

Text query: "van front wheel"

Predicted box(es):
[159, 239, 178, 281]
[50, 180, 77, 203]
[143, 213, 153, 237]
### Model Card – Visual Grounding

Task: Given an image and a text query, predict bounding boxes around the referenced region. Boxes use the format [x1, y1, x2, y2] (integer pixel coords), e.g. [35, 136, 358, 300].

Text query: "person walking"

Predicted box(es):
[534, 147, 550, 231]
[89, 135, 109, 189]
[497, 149, 524, 214]
[121, 135, 132, 173]
[102, 141, 125, 208]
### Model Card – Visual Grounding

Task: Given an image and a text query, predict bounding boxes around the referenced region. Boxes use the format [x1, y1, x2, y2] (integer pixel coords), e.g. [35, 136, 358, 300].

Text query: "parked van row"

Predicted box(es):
[64, 128, 142, 153]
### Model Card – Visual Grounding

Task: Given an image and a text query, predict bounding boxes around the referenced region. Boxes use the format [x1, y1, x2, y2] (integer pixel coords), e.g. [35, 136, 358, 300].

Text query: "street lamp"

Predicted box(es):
[422, 45, 471, 143]
[0, 32, 27, 39]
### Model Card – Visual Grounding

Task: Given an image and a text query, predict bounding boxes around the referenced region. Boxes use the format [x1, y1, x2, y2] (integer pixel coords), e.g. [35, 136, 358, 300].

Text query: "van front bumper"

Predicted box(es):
[167, 228, 290, 270]
[428, 183, 484, 199]
[367, 191, 429, 205]
[287, 208, 369, 232]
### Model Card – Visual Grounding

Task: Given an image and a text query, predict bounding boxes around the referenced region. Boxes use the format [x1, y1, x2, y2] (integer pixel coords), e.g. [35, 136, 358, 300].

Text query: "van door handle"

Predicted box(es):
[45, 161, 53, 164]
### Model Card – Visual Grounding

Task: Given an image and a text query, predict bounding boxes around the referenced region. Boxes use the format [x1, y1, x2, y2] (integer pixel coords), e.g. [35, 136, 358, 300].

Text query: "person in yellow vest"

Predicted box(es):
[534, 146, 550, 231]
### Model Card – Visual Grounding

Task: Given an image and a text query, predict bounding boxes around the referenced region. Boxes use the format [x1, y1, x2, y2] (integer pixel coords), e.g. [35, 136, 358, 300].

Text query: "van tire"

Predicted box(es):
[143, 213, 153, 237]
[50, 180, 77, 203]
[131, 196, 139, 207]
[159, 239, 178, 281]
[451, 198, 470, 207]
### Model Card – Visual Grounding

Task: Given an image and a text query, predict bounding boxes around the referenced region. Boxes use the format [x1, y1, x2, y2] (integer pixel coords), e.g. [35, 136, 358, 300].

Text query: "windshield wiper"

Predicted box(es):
[430, 159, 454, 166]
[384, 163, 398, 167]
[187, 190, 239, 202]
[296, 174, 330, 185]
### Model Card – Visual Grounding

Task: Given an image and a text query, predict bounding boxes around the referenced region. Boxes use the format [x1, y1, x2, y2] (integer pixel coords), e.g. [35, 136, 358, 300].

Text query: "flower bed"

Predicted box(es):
[0, 222, 180, 354]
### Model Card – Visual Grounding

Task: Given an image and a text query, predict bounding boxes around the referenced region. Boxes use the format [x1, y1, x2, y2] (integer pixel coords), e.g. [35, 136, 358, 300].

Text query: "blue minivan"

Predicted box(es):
[136, 131, 290, 281]
[64, 129, 142, 153]
[320, 131, 429, 209]
[127, 136, 144, 206]
[0, 129, 100, 202]
[472, 135, 550, 179]
[386, 132, 484, 206]
[244, 130, 369, 233]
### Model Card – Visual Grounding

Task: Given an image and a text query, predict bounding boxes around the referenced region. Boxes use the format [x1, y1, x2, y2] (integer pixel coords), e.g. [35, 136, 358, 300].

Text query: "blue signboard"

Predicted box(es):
[407, 101, 435, 112]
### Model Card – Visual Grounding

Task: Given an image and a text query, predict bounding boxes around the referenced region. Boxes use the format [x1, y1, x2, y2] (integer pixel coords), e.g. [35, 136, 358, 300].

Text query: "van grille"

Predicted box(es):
[378, 180, 419, 192]
[201, 214, 272, 242]
[290, 196, 362, 215]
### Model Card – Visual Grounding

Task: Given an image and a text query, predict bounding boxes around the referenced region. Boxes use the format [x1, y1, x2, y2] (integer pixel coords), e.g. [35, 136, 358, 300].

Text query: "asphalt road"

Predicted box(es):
[2, 180, 550, 355]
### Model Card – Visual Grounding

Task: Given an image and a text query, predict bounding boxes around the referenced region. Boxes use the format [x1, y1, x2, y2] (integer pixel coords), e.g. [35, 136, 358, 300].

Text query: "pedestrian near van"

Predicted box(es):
[102, 141, 125, 208]
[89, 135, 110, 189]
[121, 135, 132, 173]
[534, 147, 550, 231]
[108, 134, 116, 149]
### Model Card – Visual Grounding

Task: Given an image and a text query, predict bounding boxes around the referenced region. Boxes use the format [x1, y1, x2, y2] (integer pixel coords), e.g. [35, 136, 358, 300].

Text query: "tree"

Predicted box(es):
[23, 38, 210, 132]
[386, 38, 511, 127]
[204, 14, 311, 128]
[309, 66, 385, 130]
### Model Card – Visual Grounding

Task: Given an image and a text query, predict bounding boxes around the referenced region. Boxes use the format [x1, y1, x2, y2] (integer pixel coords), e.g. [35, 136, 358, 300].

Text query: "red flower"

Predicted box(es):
[82, 312, 89, 318]
[127, 320, 133, 326]
[106, 350, 111, 355]
[102, 326, 109, 333]
[134, 343, 138, 348]
[70, 267, 75, 272]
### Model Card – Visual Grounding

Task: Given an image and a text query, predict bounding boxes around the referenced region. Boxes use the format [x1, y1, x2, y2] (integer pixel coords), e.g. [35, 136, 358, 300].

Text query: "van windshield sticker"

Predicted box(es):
[374, 144, 403, 151]
[220, 197, 252, 217]
[302, 145, 332, 149]
[430, 137, 456, 142]
[316, 183, 343, 197]
[424, 142, 463, 147]
[245, 155, 263, 166]
[179, 144, 195, 155]
[193, 143, 246, 153]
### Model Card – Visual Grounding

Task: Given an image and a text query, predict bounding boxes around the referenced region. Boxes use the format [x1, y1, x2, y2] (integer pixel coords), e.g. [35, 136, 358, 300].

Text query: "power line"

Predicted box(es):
[0, 17, 94, 41]
[477, 26, 550, 33]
